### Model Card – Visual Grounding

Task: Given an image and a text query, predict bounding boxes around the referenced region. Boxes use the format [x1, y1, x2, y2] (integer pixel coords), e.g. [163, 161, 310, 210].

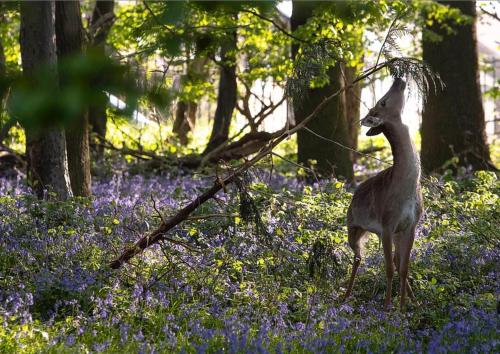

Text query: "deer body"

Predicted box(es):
[344, 78, 423, 310]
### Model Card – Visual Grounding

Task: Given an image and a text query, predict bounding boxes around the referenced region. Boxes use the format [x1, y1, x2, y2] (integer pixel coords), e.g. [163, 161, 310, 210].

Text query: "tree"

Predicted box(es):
[55, 0, 91, 197]
[344, 64, 362, 162]
[0, 33, 4, 79]
[421, 0, 494, 172]
[203, 30, 238, 154]
[291, 2, 353, 180]
[0, 6, 11, 143]
[173, 49, 209, 145]
[19, 1, 72, 199]
[88, 0, 115, 158]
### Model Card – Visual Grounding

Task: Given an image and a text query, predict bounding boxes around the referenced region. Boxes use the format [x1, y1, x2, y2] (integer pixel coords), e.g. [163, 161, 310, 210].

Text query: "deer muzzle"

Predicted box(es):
[361, 115, 383, 128]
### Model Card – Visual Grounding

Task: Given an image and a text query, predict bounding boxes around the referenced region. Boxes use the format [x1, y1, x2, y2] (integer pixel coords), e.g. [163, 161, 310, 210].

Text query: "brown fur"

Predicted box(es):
[343, 79, 423, 310]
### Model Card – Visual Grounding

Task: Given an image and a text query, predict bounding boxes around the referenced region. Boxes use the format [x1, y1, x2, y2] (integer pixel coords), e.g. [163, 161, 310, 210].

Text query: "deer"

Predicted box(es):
[343, 78, 423, 311]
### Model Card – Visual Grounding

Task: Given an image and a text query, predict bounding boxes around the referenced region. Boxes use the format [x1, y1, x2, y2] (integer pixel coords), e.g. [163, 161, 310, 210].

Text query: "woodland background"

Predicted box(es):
[0, 1, 498, 352]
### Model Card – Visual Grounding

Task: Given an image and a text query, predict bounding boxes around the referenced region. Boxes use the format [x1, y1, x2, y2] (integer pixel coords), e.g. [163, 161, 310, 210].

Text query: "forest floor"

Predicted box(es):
[0, 156, 498, 353]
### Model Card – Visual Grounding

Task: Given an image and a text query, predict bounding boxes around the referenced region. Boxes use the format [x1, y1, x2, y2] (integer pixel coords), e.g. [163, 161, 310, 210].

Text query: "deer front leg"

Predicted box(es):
[398, 230, 415, 311]
[382, 232, 394, 311]
[343, 226, 366, 301]
[394, 242, 416, 303]
[344, 254, 361, 301]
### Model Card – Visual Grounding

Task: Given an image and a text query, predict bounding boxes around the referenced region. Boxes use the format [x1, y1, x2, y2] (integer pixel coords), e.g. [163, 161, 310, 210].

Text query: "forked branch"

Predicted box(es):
[108, 59, 403, 269]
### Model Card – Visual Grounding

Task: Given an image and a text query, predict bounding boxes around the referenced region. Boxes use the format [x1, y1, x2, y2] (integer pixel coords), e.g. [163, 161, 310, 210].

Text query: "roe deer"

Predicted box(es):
[344, 78, 423, 310]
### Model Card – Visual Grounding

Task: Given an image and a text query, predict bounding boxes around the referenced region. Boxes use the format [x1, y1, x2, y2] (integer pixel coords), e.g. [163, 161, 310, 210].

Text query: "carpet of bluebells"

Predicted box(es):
[0, 161, 498, 353]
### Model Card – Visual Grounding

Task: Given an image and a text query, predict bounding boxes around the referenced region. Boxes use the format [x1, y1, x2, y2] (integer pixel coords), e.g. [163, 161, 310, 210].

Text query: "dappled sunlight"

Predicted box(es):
[0, 1, 498, 352]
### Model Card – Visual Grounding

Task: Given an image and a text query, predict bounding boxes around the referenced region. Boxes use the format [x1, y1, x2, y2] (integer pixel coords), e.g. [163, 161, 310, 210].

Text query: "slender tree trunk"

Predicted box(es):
[203, 31, 237, 154]
[344, 65, 362, 162]
[0, 27, 8, 139]
[187, 101, 198, 131]
[0, 8, 7, 129]
[173, 100, 189, 145]
[88, 0, 115, 158]
[291, 2, 353, 179]
[173, 55, 207, 145]
[0, 35, 5, 78]
[55, 0, 91, 197]
[421, 0, 494, 172]
[20, 1, 72, 199]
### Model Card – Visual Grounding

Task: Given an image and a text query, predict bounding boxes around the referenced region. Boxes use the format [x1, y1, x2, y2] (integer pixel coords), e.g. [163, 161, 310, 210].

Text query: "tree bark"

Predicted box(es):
[421, 1, 494, 172]
[88, 0, 115, 158]
[0, 34, 5, 78]
[344, 65, 362, 162]
[20, 1, 72, 199]
[291, 2, 353, 180]
[173, 100, 189, 145]
[203, 31, 237, 154]
[55, 0, 91, 197]
[0, 8, 8, 128]
[173, 55, 208, 145]
[0, 25, 8, 140]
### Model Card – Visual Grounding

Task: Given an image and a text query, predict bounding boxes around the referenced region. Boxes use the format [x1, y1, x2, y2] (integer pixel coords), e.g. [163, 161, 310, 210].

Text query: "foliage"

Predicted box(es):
[0, 2, 21, 73]
[0, 164, 498, 352]
[0, 1, 499, 351]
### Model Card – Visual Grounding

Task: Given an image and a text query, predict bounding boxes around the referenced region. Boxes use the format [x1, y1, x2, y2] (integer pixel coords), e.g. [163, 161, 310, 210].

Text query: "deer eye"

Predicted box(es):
[381, 100, 386, 107]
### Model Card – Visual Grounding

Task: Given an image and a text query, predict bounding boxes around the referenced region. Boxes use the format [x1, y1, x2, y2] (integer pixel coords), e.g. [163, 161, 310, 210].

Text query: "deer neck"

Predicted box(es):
[383, 120, 420, 183]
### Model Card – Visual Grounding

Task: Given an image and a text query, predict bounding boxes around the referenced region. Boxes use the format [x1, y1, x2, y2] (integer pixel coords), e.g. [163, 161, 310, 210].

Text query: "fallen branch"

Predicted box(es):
[94, 138, 166, 162]
[108, 60, 394, 269]
[210, 131, 281, 162]
[96, 131, 284, 170]
[0, 143, 26, 175]
[0, 117, 16, 144]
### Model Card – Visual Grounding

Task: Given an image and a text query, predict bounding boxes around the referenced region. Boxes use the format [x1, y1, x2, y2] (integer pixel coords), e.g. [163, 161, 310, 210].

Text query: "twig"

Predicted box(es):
[375, 15, 400, 68]
[187, 213, 238, 221]
[302, 127, 391, 166]
[271, 151, 315, 173]
[162, 236, 201, 254]
[151, 194, 167, 224]
[241, 9, 308, 44]
[480, 6, 500, 22]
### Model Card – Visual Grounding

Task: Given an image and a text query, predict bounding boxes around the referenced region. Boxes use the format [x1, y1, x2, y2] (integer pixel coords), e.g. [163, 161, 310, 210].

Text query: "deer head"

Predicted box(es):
[361, 78, 406, 136]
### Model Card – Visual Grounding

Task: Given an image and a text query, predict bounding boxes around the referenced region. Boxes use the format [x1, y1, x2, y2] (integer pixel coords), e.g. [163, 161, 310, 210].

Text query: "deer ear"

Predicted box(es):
[366, 127, 383, 136]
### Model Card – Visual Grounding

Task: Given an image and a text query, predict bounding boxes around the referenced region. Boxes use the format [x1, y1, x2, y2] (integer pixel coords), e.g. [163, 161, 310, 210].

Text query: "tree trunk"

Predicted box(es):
[187, 101, 198, 131]
[0, 27, 8, 137]
[0, 9, 8, 127]
[20, 1, 72, 199]
[55, 0, 91, 197]
[291, 2, 353, 180]
[88, 0, 115, 158]
[421, 1, 494, 172]
[173, 100, 189, 145]
[203, 31, 237, 154]
[0, 35, 5, 78]
[173, 55, 207, 145]
[344, 65, 362, 162]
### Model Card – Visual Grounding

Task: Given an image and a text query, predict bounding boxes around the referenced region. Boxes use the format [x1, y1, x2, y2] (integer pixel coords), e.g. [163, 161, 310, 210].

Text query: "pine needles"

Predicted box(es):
[287, 14, 445, 103]
[376, 16, 445, 100]
[286, 38, 339, 104]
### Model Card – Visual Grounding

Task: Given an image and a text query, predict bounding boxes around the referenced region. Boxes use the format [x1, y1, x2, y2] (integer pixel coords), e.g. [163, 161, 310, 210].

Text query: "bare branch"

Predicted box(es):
[108, 59, 394, 269]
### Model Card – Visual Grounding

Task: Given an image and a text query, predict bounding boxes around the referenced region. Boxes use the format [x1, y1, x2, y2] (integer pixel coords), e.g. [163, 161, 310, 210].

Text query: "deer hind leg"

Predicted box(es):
[397, 228, 415, 311]
[382, 230, 394, 311]
[394, 237, 416, 303]
[343, 226, 366, 301]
